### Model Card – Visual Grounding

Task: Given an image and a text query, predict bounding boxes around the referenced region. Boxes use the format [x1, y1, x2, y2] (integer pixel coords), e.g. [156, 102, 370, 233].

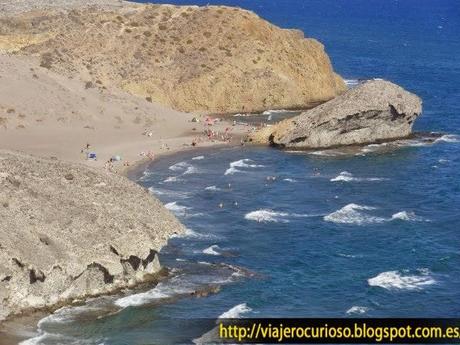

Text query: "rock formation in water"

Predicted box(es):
[0, 1, 345, 114]
[251, 80, 422, 148]
[0, 150, 184, 321]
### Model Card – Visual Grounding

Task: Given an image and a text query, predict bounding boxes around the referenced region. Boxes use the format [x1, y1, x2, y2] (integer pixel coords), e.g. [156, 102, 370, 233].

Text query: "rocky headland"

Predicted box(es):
[251, 80, 423, 149]
[0, 150, 185, 322]
[0, 1, 345, 114]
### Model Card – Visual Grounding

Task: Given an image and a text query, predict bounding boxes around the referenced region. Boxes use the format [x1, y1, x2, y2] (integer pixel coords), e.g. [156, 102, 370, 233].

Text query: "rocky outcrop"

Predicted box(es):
[0, 2, 346, 114]
[0, 150, 184, 321]
[252, 80, 422, 149]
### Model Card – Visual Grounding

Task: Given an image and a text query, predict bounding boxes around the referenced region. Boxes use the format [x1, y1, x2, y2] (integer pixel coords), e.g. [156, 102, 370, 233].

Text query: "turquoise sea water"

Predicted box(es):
[23, 1, 460, 344]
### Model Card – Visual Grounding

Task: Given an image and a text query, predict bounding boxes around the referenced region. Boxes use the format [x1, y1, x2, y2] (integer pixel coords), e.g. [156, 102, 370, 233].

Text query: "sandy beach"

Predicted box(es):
[0, 53, 251, 176]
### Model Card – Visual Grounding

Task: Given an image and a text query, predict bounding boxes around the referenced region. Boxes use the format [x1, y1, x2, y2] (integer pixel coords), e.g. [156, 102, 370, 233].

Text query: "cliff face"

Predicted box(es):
[0, 3, 345, 114]
[252, 80, 422, 148]
[0, 150, 185, 321]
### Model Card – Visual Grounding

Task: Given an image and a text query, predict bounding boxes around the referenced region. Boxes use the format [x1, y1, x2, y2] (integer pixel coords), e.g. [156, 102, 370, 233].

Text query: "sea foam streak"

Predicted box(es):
[331, 171, 387, 182]
[169, 161, 190, 171]
[116, 265, 247, 309]
[183, 165, 199, 175]
[434, 134, 460, 143]
[165, 202, 190, 214]
[162, 176, 182, 183]
[368, 269, 436, 291]
[148, 187, 190, 199]
[324, 204, 386, 225]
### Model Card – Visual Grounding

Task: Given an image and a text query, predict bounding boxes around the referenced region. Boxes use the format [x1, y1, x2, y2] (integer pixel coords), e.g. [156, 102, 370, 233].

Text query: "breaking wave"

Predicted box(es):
[225, 159, 264, 175]
[434, 134, 460, 143]
[368, 269, 436, 291]
[165, 202, 190, 214]
[245, 209, 317, 223]
[324, 204, 386, 225]
[346, 306, 369, 315]
[192, 156, 205, 160]
[115, 275, 196, 308]
[219, 303, 252, 318]
[202, 245, 222, 256]
[245, 209, 290, 223]
[331, 171, 387, 182]
[325, 204, 426, 225]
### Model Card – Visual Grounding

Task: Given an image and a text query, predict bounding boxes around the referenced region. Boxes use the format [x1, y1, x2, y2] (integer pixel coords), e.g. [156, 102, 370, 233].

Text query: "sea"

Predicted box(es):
[21, 0, 460, 344]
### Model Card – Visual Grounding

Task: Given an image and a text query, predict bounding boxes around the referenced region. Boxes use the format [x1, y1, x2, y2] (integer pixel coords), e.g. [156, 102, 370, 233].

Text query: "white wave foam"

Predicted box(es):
[115, 276, 195, 308]
[194, 304, 252, 344]
[344, 79, 360, 88]
[183, 165, 199, 175]
[148, 187, 190, 199]
[324, 204, 386, 225]
[205, 185, 221, 191]
[435, 134, 460, 143]
[308, 150, 345, 157]
[331, 171, 386, 182]
[283, 178, 297, 183]
[165, 202, 190, 214]
[169, 161, 190, 171]
[337, 253, 363, 259]
[230, 159, 264, 169]
[245, 209, 317, 223]
[162, 176, 182, 183]
[346, 306, 369, 315]
[368, 269, 436, 291]
[245, 209, 289, 223]
[219, 303, 252, 319]
[192, 156, 205, 160]
[224, 167, 242, 175]
[19, 332, 82, 345]
[21, 305, 105, 344]
[395, 139, 431, 147]
[225, 159, 264, 175]
[391, 211, 427, 222]
[173, 228, 218, 240]
[262, 109, 288, 115]
[202, 245, 221, 256]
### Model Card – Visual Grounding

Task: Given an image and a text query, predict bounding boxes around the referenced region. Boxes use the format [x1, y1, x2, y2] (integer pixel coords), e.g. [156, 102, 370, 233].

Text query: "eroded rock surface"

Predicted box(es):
[0, 150, 184, 321]
[0, 2, 345, 113]
[252, 80, 422, 149]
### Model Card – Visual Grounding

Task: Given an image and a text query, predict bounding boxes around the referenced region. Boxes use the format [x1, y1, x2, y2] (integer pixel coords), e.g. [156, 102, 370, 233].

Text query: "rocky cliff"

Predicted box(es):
[0, 2, 345, 114]
[0, 150, 184, 321]
[252, 80, 422, 148]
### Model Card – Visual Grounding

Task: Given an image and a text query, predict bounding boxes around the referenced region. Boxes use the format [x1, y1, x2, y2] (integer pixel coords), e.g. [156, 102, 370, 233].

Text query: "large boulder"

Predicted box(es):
[0, 150, 184, 321]
[253, 80, 422, 149]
